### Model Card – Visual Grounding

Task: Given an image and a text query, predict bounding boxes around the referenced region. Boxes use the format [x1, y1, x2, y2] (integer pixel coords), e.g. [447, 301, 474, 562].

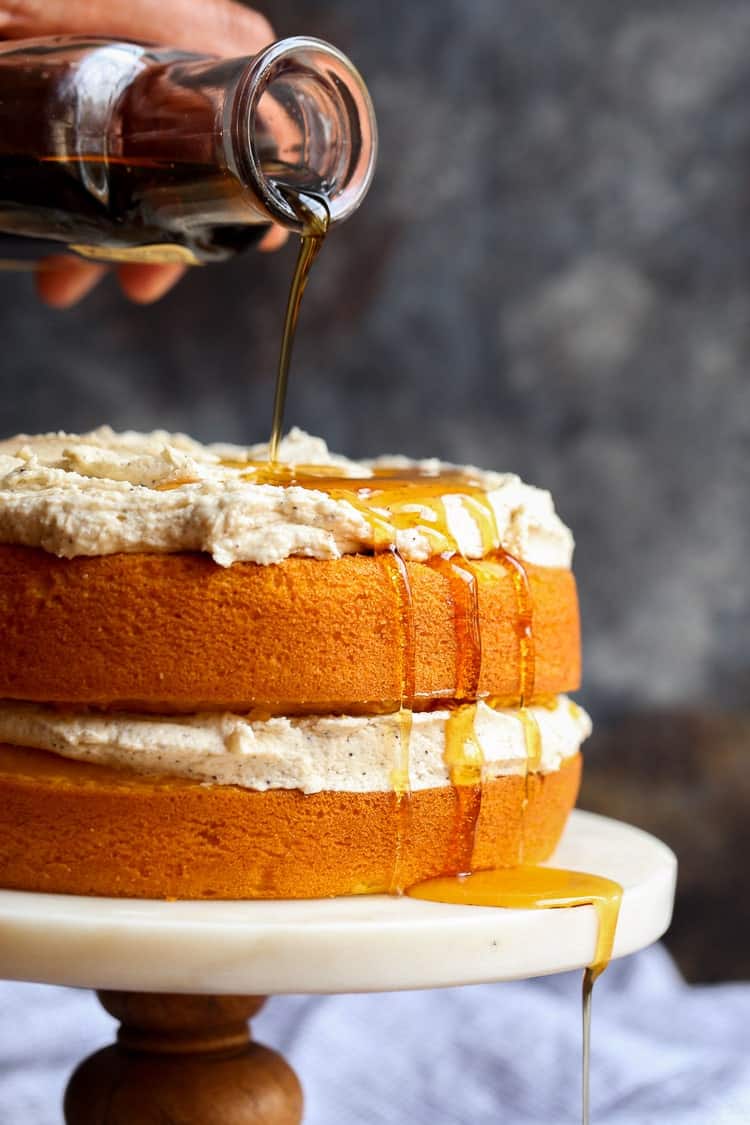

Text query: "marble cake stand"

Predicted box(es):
[0, 810, 676, 1123]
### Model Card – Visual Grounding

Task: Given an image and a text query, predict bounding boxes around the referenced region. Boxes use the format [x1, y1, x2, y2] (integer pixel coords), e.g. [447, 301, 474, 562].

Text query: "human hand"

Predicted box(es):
[0, 0, 287, 307]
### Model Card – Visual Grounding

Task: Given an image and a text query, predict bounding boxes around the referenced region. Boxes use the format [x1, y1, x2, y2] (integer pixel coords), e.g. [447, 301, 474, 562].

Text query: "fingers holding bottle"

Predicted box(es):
[35, 257, 107, 309]
[0, 0, 274, 58]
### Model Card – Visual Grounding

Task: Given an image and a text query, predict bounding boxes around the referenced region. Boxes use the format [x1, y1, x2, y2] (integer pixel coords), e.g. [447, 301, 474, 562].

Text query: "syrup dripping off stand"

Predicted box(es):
[0, 812, 676, 1124]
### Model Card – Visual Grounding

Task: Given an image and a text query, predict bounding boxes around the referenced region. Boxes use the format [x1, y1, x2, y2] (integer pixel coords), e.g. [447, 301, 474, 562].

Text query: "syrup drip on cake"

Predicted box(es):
[379, 548, 416, 893]
[240, 460, 510, 881]
[239, 459, 550, 881]
[493, 549, 536, 705]
[489, 548, 541, 859]
[367, 489, 495, 885]
[442, 704, 483, 872]
[428, 553, 486, 871]
[241, 461, 509, 558]
[427, 556, 482, 702]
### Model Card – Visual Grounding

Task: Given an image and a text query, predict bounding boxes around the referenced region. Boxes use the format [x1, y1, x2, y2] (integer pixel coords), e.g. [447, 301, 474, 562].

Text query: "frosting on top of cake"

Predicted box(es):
[0, 427, 574, 567]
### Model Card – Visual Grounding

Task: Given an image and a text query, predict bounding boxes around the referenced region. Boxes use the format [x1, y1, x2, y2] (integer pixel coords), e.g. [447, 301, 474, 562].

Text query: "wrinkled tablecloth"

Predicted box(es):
[1, 943, 748, 1124]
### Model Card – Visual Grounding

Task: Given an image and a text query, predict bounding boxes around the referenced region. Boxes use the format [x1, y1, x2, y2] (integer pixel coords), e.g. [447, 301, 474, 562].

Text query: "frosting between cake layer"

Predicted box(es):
[0, 696, 590, 793]
[0, 427, 574, 567]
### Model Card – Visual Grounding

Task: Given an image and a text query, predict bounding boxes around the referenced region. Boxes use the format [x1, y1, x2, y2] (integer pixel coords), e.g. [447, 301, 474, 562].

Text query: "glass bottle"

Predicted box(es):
[0, 35, 377, 264]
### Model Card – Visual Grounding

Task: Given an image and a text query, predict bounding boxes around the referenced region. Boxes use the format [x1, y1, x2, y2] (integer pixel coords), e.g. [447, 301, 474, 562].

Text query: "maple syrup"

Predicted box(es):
[379, 550, 417, 758]
[268, 189, 329, 463]
[442, 704, 483, 871]
[379, 548, 416, 892]
[408, 866, 623, 1125]
[238, 461, 510, 562]
[427, 556, 482, 701]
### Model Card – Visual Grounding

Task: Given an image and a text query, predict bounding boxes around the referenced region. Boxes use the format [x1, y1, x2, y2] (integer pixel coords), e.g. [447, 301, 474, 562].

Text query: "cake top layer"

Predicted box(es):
[0, 427, 574, 567]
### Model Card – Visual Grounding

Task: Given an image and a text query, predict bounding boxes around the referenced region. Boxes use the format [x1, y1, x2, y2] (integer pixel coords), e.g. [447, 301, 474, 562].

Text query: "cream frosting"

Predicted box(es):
[0, 696, 590, 793]
[0, 427, 574, 567]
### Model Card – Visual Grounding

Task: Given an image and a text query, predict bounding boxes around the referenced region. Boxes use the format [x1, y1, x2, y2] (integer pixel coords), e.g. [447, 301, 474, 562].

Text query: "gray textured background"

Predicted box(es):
[0, 0, 747, 726]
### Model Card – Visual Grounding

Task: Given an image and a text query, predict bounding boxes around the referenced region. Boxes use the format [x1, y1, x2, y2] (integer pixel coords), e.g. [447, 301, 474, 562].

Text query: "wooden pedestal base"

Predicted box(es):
[63, 992, 304, 1125]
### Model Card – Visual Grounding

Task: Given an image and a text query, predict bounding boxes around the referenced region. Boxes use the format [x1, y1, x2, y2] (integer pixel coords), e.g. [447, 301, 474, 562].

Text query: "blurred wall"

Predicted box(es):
[0, 0, 747, 723]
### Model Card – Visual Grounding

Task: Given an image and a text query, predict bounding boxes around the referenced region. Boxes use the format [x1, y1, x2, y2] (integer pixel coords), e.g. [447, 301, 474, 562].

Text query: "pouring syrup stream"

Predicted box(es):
[264, 184, 621, 1125]
[268, 188, 330, 464]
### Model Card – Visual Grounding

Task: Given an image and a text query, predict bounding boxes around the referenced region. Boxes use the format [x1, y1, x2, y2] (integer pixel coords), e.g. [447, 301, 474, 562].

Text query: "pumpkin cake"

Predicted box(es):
[0, 426, 588, 899]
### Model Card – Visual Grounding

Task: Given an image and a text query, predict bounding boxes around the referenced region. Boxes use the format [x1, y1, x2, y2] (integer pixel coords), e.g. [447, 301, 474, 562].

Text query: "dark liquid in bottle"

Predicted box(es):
[0, 155, 269, 263]
[0, 43, 306, 263]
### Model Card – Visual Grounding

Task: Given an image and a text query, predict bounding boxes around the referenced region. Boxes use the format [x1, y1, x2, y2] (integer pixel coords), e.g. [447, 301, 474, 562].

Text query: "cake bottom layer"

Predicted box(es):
[0, 744, 581, 899]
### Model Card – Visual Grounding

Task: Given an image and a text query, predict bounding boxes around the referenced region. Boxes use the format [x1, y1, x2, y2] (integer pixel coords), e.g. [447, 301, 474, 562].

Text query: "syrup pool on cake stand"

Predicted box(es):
[0, 810, 676, 1124]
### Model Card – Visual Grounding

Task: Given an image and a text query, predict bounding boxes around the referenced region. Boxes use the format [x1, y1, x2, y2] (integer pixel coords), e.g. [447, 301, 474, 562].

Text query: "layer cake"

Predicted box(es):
[0, 427, 588, 898]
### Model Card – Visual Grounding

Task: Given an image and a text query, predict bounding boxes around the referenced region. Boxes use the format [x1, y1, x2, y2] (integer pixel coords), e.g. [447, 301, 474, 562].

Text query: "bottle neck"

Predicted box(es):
[231, 37, 377, 231]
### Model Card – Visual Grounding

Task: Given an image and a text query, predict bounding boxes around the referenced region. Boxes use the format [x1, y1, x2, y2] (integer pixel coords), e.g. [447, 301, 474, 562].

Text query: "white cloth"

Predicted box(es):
[1, 944, 748, 1124]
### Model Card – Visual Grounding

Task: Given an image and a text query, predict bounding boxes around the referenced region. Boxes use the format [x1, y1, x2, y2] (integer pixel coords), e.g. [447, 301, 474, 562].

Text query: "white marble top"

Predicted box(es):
[0, 811, 676, 995]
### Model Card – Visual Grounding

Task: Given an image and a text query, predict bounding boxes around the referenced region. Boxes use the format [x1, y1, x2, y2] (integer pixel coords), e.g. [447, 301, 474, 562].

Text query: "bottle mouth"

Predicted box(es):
[237, 36, 377, 229]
